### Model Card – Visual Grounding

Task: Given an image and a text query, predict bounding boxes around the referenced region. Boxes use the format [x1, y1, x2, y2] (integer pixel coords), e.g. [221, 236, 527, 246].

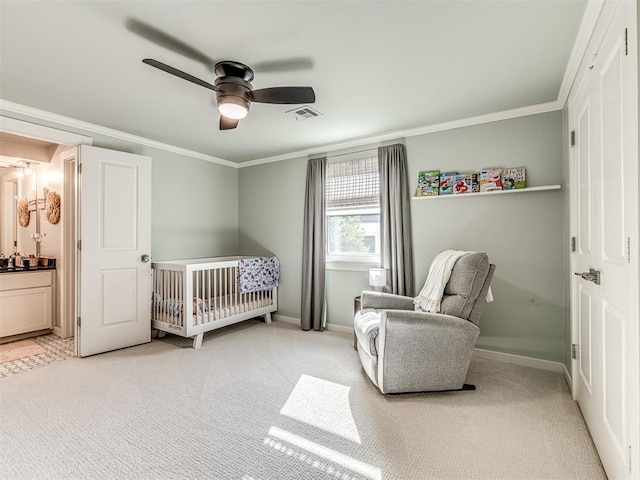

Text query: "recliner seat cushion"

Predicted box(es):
[440, 252, 489, 320]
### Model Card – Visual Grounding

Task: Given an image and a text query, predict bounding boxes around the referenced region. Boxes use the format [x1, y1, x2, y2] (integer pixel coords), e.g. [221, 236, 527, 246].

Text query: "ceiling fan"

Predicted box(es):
[128, 20, 316, 130]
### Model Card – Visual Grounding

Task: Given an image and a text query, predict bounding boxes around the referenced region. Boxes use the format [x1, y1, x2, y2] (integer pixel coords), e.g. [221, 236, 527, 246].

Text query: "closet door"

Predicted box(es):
[570, 1, 638, 477]
[77, 145, 152, 357]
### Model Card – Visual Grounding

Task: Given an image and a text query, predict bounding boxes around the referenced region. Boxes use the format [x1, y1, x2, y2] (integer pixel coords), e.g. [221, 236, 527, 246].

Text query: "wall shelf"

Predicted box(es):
[411, 184, 561, 200]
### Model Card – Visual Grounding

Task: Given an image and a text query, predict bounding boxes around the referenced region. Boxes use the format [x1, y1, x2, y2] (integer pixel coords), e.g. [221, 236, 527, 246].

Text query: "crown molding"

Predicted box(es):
[0, 115, 93, 147]
[0, 99, 237, 168]
[0, 99, 566, 171]
[238, 101, 562, 168]
[2, 98, 562, 171]
[556, 0, 606, 108]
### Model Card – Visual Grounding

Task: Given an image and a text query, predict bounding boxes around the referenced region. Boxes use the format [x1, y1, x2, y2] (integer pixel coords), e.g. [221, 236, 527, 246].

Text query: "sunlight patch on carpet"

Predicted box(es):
[266, 426, 380, 480]
[280, 374, 361, 443]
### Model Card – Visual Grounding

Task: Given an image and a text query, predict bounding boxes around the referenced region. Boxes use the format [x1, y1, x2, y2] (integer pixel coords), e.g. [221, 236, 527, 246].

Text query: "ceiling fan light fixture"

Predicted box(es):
[141, 56, 314, 131]
[218, 96, 249, 120]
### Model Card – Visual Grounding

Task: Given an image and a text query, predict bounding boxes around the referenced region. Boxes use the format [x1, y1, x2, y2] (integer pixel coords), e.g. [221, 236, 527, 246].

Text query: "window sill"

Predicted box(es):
[326, 261, 378, 272]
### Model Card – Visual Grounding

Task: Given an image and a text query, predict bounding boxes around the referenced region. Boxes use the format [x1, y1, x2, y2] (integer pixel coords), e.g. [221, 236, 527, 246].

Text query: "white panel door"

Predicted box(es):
[77, 145, 152, 357]
[573, 55, 603, 442]
[570, 2, 638, 478]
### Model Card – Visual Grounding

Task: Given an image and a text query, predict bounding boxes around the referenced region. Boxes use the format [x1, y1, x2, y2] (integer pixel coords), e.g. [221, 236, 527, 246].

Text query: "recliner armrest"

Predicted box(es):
[380, 310, 479, 336]
[361, 291, 415, 311]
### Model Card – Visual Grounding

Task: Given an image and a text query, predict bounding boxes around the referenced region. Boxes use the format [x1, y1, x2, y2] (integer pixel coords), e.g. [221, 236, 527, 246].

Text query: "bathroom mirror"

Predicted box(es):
[0, 161, 44, 257]
[0, 132, 65, 263]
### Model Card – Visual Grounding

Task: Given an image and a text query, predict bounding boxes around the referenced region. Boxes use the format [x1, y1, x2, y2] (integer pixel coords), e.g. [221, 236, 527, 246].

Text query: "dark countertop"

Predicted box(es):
[0, 266, 57, 274]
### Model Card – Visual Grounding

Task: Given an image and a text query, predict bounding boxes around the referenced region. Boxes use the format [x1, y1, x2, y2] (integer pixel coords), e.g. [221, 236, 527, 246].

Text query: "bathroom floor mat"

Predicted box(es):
[0, 334, 74, 378]
[0, 339, 46, 363]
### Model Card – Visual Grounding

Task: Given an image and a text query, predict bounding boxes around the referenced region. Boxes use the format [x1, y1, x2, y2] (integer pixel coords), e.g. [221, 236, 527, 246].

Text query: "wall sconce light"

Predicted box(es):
[16, 160, 33, 177]
[368, 268, 386, 292]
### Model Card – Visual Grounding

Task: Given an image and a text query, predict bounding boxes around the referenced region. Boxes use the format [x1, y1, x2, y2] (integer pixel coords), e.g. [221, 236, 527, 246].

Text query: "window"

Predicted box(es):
[326, 156, 380, 265]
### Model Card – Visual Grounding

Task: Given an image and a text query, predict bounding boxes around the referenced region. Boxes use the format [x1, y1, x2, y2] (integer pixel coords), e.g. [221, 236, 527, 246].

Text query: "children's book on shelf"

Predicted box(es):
[439, 171, 457, 195]
[416, 170, 440, 196]
[471, 172, 479, 192]
[453, 173, 473, 194]
[479, 168, 503, 192]
[501, 167, 526, 189]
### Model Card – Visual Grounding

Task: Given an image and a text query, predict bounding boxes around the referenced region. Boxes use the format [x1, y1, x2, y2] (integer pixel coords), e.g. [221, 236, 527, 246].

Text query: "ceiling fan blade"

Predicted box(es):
[127, 19, 214, 68]
[252, 57, 314, 74]
[220, 116, 240, 130]
[142, 59, 219, 92]
[250, 87, 316, 104]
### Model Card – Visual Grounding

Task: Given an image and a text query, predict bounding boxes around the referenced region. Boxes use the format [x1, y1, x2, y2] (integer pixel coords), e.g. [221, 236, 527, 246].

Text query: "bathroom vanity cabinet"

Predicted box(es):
[0, 269, 54, 338]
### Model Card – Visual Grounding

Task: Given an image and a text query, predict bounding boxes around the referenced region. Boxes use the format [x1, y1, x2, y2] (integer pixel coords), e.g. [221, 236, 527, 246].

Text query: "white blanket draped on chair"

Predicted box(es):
[414, 250, 493, 313]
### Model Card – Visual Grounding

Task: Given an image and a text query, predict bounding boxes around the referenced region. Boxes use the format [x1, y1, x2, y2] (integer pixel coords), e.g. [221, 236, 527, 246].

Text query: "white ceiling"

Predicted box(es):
[0, 1, 587, 163]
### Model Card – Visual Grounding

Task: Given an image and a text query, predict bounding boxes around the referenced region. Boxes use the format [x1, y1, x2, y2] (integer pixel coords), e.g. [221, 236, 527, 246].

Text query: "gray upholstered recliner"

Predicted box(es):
[354, 252, 495, 394]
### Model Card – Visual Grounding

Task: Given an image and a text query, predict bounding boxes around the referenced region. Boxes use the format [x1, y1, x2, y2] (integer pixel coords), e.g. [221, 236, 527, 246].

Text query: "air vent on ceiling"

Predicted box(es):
[286, 105, 323, 121]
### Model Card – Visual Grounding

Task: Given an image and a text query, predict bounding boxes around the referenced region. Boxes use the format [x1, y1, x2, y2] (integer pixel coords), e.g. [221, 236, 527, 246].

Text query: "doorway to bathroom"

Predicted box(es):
[0, 117, 153, 358]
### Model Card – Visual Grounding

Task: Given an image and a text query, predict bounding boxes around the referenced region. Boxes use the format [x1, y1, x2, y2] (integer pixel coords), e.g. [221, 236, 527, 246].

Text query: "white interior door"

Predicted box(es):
[570, 2, 639, 478]
[572, 65, 602, 438]
[77, 145, 152, 357]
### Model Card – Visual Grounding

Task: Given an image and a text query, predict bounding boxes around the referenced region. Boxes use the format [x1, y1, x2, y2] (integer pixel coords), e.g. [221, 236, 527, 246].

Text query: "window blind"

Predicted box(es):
[326, 157, 379, 208]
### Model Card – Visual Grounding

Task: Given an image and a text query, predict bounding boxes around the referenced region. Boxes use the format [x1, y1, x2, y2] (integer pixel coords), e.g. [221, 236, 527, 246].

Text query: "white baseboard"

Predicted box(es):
[472, 348, 565, 373]
[324, 323, 353, 334]
[272, 314, 300, 326]
[273, 315, 352, 334]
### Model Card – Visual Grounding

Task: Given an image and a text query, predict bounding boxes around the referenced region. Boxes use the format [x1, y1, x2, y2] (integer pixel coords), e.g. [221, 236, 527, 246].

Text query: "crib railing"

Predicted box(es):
[153, 267, 185, 327]
[191, 264, 274, 325]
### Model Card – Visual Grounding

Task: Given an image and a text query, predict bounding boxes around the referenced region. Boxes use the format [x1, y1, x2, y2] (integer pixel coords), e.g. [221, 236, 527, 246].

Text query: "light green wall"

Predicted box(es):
[148, 150, 238, 260]
[0, 111, 239, 261]
[325, 269, 371, 326]
[238, 157, 307, 319]
[406, 111, 564, 362]
[239, 111, 566, 362]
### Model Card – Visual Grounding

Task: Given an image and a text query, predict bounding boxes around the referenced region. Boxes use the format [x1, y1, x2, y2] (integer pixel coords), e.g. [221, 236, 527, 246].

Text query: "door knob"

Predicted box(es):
[574, 268, 600, 285]
[141, 254, 150, 263]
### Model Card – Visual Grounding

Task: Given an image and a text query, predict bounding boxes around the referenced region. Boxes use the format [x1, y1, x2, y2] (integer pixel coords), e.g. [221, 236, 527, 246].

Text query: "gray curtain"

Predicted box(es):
[301, 157, 327, 331]
[379, 144, 414, 296]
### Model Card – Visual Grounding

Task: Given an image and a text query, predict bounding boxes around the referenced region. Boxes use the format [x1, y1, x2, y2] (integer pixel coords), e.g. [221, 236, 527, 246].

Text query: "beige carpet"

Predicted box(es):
[0, 339, 45, 363]
[0, 320, 605, 480]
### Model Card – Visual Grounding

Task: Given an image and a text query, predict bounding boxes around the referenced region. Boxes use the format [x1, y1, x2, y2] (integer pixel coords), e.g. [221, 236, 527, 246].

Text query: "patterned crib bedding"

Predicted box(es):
[237, 256, 280, 293]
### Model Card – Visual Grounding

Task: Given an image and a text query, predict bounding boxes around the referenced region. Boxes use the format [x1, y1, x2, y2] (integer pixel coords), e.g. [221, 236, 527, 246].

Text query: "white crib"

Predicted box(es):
[151, 256, 277, 348]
